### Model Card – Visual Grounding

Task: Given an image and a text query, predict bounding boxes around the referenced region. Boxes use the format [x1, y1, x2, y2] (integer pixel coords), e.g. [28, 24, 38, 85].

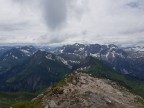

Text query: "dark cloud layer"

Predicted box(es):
[42, 0, 68, 30]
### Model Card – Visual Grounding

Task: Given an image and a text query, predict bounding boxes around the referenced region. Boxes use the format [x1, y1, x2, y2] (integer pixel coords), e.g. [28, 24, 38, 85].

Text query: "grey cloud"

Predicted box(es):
[82, 30, 88, 35]
[127, 2, 140, 8]
[48, 38, 65, 44]
[0, 26, 20, 31]
[0, 22, 30, 31]
[42, 0, 68, 30]
[38, 34, 65, 44]
[12, 0, 31, 4]
[122, 28, 144, 35]
[0, 35, 18, 43]
[127, 1, 144, 9]
[0, 36, 8, 41]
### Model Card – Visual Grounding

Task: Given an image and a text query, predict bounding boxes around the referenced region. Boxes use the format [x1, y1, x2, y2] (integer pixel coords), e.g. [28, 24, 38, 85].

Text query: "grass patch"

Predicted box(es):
[0, 92, 37, 108]
[11, 101, 42, 108]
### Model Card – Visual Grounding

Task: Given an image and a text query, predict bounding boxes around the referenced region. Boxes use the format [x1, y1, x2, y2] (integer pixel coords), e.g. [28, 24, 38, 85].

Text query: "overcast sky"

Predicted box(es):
[0, 0, 144, 46]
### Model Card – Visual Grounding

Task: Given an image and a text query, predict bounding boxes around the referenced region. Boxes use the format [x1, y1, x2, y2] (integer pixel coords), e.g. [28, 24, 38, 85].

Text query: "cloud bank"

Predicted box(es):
[0, 0, 144, 46]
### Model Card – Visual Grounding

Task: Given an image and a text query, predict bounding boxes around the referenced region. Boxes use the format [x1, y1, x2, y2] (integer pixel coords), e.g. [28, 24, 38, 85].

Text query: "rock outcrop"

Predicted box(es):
[33, 72, 144, 108]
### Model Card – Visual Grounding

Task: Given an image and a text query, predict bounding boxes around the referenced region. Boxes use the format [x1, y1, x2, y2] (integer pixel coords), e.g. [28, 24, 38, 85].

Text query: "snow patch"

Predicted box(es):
[90, 53, 100, 58]
[79, 48, 84, 51]
[123, 69, 129, 74]
[12, 55, 18, 59]
[46, 54, 53, 60]
[20, 49, 31, 56]
[59, 49, 64, 53]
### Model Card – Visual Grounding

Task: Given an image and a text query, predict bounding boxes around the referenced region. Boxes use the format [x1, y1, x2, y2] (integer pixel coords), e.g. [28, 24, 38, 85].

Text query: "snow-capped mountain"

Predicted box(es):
[54, 43, 127, 60]
[0, 46, 37, 69]
[0, 46, 37, 60]
[0, 44, 144, 80]
[53, 43, 127, 67]
[18, 46, 37, 56]
[124, 46, 144, 59]
[53, 43, 144, 79]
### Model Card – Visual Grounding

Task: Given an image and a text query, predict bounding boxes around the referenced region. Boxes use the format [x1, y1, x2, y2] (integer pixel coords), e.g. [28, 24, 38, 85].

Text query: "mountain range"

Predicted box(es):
[0, 44, 144, 107]
[54, 43, 144, 79]
[0, 44, 144, 91]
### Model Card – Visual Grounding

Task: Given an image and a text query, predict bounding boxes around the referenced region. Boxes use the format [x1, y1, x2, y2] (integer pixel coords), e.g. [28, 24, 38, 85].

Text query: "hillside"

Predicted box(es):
[0, 92, 37, 108]
[12, 72, 144, 108]
[78, 56, 144, 98]
[0, 50, 71, 92]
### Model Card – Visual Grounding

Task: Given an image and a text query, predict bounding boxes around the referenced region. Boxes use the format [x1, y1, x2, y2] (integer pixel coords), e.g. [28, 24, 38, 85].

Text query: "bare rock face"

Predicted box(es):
[34, 72, 144, 108]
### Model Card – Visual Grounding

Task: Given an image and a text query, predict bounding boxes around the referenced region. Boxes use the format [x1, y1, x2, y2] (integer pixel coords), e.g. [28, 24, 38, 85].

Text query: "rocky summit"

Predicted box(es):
[31, 72, 144, 108]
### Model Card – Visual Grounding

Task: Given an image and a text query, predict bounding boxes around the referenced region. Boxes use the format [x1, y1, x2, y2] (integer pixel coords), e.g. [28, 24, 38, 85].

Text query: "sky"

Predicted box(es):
[0, 0, 144, 46]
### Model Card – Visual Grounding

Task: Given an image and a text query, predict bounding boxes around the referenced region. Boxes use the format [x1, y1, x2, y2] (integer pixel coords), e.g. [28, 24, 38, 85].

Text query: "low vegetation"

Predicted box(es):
[0, 92, 37, 108]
